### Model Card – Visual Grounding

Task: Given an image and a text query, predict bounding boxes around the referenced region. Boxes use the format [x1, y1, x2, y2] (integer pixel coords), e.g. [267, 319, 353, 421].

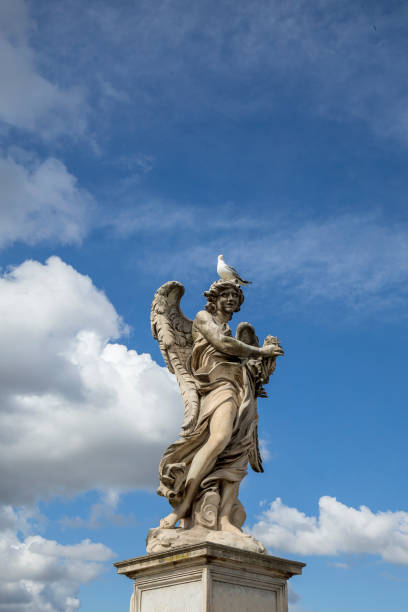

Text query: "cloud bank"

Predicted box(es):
[251, 496, 408, 565]
[0, 256, 182, 505]
[0, 256, 184, 610]
[0, 506, 113, 612]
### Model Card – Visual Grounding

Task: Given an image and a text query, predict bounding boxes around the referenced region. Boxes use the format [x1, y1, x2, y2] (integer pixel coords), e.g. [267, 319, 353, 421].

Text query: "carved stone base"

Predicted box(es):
[146, 525, 266, 555]
[114, 542, 305, 612]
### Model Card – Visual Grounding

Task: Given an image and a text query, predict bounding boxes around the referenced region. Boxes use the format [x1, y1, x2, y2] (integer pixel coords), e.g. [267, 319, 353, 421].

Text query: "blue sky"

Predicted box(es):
[0, 0, 407, 610]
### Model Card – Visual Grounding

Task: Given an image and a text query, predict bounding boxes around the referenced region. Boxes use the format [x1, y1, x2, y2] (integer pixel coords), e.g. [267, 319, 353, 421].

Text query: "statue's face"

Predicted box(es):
[216, 289, 240, 315]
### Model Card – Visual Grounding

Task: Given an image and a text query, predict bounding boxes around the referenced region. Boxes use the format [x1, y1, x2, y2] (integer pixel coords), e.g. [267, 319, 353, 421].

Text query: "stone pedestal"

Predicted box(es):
[114, 542, 305, 612]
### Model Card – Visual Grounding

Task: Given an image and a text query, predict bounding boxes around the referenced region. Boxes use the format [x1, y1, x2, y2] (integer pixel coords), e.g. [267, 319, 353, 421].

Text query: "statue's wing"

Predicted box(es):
[151, 281, 199, 435]
[236, 322, 260, 347]
[236, 322, 277, 397]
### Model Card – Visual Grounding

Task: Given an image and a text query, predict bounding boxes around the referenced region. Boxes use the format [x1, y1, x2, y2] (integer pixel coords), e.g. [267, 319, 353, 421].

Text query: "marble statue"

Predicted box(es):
[147, 276, 283, 554]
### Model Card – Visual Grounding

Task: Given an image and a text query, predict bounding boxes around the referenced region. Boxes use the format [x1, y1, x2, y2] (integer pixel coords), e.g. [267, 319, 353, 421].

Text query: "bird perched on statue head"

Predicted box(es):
[217, 254, 252, 286]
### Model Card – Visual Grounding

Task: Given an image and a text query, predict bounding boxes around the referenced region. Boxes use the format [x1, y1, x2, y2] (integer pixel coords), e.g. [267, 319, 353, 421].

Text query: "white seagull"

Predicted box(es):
[217, 254, 252, 286]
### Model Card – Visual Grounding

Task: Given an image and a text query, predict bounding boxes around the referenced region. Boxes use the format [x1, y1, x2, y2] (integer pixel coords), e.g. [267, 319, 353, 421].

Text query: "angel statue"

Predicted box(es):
[147, 278, 283, 554]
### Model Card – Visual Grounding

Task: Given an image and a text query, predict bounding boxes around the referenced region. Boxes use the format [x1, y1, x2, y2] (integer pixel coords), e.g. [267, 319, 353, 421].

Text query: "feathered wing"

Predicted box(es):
[224, 263, 239, 275]
[225, 264, 252, 285]
[151, 281, 200, 435]
[235, 321, 259, 347]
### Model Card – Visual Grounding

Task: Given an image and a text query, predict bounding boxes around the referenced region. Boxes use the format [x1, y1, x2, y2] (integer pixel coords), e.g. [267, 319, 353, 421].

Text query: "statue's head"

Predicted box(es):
[204, 280, 244, 315]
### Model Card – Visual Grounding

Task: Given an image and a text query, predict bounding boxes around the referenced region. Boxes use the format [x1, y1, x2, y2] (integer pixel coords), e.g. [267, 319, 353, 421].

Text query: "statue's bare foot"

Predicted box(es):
[219, 517, 242, 535]
[159, 511, 179, 529]
[160, 496, 191, 529]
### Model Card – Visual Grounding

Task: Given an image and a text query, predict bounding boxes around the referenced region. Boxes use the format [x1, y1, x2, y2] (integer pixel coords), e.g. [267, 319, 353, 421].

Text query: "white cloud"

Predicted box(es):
[2, 0, 407, 145]
[0, 0, 86, 137]
[289, 604, 309, 612]
[0, 256, 182, 609]
[234, 213, 408, 308]
[108, 198, 259, 238]
[109, 200, 196, 237]
[142, 211, 408, 314]
[0, 151, 93, 248]
[27, 0, 408, 143]
[0, 508, 113, 612]
[251, 496, 408, 565]
[288, 585, 309, 612]
[59, 491, 136, 530]
[258, 439, 271, 462]
[0, 256, 183, 505]
[288, 585, 300, 604]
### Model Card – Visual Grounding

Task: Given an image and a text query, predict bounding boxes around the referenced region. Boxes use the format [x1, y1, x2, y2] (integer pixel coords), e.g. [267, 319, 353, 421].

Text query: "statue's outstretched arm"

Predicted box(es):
[195, 311, 281, 359]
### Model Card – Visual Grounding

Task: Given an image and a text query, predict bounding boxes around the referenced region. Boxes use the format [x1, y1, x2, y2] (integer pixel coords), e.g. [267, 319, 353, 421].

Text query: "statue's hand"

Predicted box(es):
[260, 344, 284, 358]
[260, 335, 284, 358]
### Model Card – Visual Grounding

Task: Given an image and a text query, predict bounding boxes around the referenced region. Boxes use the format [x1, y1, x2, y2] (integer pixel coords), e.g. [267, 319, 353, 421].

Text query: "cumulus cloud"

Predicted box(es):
[0, 151, 93, 248]
[251, 496, 408, 565]
[0, 507, 113, 612]
[0, 256, 182, 505]
[0, 257, 182, 610]
[0, 0, 85, 137]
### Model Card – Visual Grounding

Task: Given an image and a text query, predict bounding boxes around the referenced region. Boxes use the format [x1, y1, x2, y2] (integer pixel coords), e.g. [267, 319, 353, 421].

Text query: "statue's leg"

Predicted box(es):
[219, 481, 242, 534]
[159, 400, 237, 529]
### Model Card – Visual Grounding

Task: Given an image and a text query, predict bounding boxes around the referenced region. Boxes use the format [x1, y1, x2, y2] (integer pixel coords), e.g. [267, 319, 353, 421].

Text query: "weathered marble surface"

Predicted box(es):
[139, 580, 201, 612]
[150, 278, 283, 549]
[146, 525, 266, 555]
[114, 542, 305, 612]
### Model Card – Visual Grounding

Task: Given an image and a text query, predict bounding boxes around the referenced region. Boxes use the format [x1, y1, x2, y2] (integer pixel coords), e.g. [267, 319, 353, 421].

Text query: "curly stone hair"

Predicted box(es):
[203, 279, 245, 315]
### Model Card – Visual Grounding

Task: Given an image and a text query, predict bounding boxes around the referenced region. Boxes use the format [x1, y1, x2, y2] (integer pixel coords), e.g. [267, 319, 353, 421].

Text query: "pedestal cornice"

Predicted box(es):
[114, 541, 305, 581]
